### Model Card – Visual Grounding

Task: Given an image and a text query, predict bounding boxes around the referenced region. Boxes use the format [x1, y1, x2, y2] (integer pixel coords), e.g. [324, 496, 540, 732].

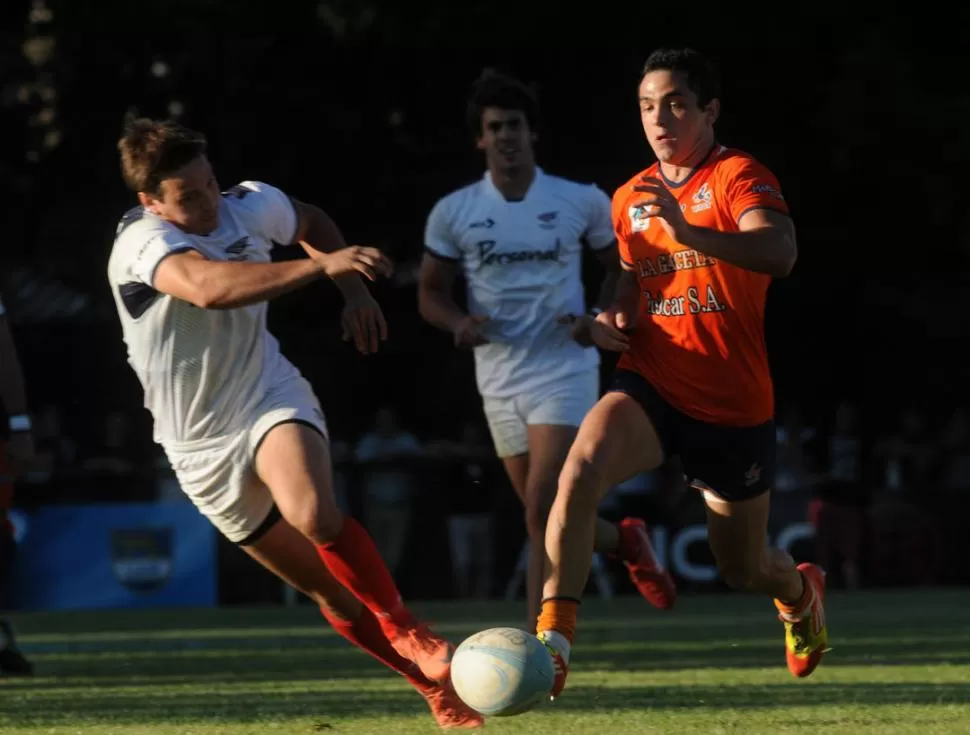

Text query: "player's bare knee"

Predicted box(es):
[286, 498, 344, 545]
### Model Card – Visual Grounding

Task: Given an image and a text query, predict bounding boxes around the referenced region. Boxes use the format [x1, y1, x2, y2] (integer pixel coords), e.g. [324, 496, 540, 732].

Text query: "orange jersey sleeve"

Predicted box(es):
[721, 156, 790, 224]
[611, 147, 788, 426]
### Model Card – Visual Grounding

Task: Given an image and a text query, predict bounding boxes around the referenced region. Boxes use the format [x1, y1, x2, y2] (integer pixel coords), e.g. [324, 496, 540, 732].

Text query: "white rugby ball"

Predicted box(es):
[450, 626, 555, 717]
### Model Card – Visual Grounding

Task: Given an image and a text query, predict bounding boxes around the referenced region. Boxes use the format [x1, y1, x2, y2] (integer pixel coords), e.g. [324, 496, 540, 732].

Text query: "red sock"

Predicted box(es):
[320, 605, 434, 693]
[315, 516, 409, 622]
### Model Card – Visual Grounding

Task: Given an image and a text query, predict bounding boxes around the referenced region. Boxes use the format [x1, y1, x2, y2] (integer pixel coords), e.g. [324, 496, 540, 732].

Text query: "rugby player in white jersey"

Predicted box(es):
[418, 71, 677, 631]
[107, 118, 481, 729]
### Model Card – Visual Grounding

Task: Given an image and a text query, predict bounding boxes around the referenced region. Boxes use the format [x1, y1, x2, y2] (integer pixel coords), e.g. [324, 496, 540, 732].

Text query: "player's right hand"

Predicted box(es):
[589, 311, 631, 352]
[453, 314, 490, 349]
[319, 246, 393, 282]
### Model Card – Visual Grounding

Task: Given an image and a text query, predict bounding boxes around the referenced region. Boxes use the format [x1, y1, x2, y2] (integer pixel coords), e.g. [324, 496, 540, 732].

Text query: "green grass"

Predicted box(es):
[2, 589, 969, 734]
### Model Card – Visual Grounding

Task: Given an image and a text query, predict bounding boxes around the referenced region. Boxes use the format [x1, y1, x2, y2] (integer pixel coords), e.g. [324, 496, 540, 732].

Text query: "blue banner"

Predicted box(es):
[8, 502, 217, 610]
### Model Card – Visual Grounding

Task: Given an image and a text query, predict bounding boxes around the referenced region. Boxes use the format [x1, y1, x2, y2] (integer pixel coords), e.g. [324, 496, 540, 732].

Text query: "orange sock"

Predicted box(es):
[536, 598, 579, 644]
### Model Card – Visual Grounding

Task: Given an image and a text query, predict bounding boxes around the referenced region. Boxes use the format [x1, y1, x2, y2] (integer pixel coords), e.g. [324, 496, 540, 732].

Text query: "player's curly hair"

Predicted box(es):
[641, 48, 721, 108]
[117, 116, 208, 194]
[466, 68, 540, 137]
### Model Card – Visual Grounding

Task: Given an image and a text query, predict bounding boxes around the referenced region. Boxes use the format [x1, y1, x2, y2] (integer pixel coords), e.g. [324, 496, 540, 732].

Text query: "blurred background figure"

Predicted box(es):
[808, 402, 865, 591]
[428, 419, 498, 600]
[0, 294, 34, 675]
[354, 406, 424, 576]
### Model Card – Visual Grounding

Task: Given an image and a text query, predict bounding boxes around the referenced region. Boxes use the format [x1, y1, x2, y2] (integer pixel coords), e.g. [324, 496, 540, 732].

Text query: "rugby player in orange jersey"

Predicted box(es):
[535, 48, 828, 698]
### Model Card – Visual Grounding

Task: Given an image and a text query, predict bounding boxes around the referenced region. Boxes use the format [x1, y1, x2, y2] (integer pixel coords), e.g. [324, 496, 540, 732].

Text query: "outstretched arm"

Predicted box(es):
[152, 199, 390, 311]
[153, 251, 325, 310]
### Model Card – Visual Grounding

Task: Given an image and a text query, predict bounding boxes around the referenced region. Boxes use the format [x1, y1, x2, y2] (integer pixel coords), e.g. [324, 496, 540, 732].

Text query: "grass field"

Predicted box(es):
[2, 589, 969, 734]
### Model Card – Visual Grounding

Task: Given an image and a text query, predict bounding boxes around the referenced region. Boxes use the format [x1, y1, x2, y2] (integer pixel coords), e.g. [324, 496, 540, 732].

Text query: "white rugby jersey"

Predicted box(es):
[425, 167, 615, 398]
[107, 181, 302, 445]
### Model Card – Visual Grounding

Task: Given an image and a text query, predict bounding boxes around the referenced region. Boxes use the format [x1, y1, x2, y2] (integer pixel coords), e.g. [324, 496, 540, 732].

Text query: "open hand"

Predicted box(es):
[341, 292, 388, 354]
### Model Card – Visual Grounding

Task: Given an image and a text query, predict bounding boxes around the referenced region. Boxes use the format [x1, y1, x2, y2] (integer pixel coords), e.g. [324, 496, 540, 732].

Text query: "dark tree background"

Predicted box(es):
[1, 0, 966, 446]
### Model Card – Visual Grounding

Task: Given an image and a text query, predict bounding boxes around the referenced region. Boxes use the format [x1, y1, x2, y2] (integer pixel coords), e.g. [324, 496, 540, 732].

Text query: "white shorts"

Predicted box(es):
[482, 370, 599, 458]
[162, 374, 329, 544]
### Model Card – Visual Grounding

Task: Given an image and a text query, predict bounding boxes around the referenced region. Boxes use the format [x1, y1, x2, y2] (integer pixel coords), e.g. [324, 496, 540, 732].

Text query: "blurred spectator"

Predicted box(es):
[329, 437, 354, 515]
[0, 294, 33, 675]
[427, 420, 497, 600]
[775, 402, 818, 495]
[868, 408, 945, 586]
[809, 402, 866, 590]
[354, 406, 423, 576]
[19, 403, 77, 489]
[938, 408, 970, 494]
[873, 408, 936, 500]
[78, 411, 155, 502]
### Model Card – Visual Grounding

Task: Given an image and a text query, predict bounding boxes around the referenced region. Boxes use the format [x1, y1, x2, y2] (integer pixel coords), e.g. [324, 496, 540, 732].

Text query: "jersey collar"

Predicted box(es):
[484, 165, 544, 202]
[657, 142, 721, 189]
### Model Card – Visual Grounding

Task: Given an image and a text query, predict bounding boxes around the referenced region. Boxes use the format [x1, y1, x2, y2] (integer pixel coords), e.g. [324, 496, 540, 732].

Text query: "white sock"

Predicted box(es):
[539, 629, 572, 665]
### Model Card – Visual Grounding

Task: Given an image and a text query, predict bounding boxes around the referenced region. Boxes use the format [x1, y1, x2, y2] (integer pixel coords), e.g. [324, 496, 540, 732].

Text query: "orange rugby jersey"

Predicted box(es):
[613, 145, 790, 426]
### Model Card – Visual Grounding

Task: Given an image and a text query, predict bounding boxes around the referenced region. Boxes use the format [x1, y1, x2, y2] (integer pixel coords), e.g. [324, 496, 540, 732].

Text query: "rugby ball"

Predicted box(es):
[450, 626, 555, 717]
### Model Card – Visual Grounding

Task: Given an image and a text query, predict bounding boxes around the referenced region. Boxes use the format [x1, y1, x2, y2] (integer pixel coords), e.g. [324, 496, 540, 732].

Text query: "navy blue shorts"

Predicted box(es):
[608, 369, 776, 502]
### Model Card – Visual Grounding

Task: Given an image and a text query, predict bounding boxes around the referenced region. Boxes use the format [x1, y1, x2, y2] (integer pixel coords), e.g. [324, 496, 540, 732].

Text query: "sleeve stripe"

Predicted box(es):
[735, 205, 790, 225]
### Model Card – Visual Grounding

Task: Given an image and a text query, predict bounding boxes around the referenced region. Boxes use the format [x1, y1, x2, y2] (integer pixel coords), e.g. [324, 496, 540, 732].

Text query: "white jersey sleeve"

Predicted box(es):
[583, 184, 616, 250]
[118, 214, 200, 287]
[222, 181, 299, 246]
[424, 197, 461, 261]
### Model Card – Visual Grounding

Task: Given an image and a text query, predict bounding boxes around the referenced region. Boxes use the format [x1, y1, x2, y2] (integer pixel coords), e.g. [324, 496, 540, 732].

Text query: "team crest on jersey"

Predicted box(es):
[469, 218, 495, 229]
[629, 204, 652, 232]
[537, 211, 558, 230]
[691, 182, 713, 213]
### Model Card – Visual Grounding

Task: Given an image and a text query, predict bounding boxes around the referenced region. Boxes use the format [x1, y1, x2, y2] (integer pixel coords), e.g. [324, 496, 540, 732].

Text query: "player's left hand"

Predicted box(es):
[341, 292, 388, 355]
[633, 177, 695, 245]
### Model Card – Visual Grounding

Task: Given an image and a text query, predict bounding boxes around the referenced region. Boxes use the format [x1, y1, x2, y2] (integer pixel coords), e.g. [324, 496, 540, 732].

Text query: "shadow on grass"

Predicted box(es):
[3, 681, 969, 728]
[10, 627, 970, 690]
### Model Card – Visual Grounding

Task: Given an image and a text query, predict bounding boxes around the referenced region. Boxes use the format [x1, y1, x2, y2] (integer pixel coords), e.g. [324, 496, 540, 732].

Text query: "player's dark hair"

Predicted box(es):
[117, 116, 208, 194]
[466, 68, 540, 136]
[640, 48, 721, 108]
